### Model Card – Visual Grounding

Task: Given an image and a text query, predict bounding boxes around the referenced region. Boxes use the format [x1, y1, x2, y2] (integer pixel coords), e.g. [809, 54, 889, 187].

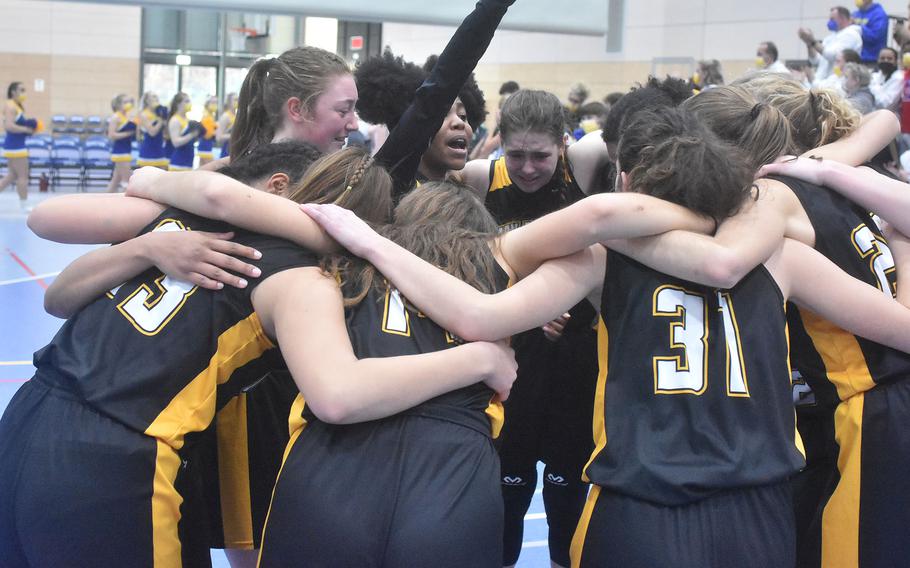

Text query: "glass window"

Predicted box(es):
[180, 66, 217, 121]
[224, 67, 248, 98]
[143, 64, 180, 107]
[144, 9, 180, 50]
[184, 10, 220, 52]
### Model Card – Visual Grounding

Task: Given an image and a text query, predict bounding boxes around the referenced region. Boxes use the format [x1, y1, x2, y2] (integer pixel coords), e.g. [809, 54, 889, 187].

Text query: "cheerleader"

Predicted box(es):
[106, 94, 137, 192]
[1, 82, 40, 210]
[197, 96, 218, 166]
[137, 92, 167, 168]
[167, 93, 199, 171]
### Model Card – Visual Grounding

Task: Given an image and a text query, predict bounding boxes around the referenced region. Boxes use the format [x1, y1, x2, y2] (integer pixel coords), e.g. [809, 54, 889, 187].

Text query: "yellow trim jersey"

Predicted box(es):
[32, 208, 318, 450]
[483, 156, 585, 232]
[298, 264, 512, 438]
[778, 175, 909, 402]
[584, 251, 804, 505]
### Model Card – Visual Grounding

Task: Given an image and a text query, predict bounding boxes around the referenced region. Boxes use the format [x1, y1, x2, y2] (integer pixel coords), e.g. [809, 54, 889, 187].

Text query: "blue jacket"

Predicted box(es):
[853, 3, 888, 62]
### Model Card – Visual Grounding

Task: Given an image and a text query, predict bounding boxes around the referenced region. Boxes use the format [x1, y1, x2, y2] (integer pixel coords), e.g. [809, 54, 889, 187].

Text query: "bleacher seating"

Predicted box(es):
[51, 138, 83, 190]
[67, 115, 85, 135]
[51, 115, 68, 134]
[87, 115, 105, 135]
[83, 136, 114, 191]
[26, 137, 53, 188]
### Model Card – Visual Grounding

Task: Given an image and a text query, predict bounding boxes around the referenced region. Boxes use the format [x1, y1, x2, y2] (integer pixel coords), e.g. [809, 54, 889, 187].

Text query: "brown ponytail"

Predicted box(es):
[230, 47, 351, 159]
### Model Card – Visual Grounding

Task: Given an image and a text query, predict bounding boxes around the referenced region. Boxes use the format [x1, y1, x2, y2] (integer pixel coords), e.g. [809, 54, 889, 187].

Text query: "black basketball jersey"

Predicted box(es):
[32, 208, 317, 449]
[483, 156, 586, 232]
[584, 250, 804, 505]
[299, 264, 511, 438]
[778, 175, 910, 401]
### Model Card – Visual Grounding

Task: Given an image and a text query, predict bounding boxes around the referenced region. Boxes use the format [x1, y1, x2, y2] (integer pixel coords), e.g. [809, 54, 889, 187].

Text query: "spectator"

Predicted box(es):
[573, 101, 608, 140]
[603, 91, 624, 108]
[799, 6, 862, 84]
[693, 59, 725, 90]
[870, 46, 902, 112]
[756, 41, 790, 73]
[815, 48, 862, 92]
[894, 2, 910, 46]
[565, 82, 590, 130]
[499, 80, 520, 96]
[843, 62, 876, 114]
[852, 0, 888, 64]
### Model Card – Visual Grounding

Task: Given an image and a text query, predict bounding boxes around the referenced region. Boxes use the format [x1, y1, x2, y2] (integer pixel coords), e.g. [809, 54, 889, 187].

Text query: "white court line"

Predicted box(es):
[0, 361, 33, 366]
[525, 512, 547, 521]
[522, 540, 549, 549]
[0, 271, 60, 286]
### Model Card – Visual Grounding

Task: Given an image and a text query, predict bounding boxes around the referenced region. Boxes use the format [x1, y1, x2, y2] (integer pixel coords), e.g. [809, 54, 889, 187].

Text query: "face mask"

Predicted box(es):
[16, 93, 26, 103]
[206, 103, 217, 112]
[879, 62, 898, 77]
[755, 57, 767, 69]
[184, 102, 192, 112]
[692, 72, 702, 86]
[827, 19, 839, 31]
[833, 66, 843, 77]
[903, 52, 910, 69]
[123, 102, 134, 112]
[580, 118, 600, 134]
[855, 0, 864, 8]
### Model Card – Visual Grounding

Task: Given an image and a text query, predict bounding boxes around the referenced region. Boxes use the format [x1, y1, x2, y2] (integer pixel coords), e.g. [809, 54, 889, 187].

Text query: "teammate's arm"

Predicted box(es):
[252, 266, 518, 423]
[460, 158, 493, 199]
[759, 157, 910, 236]
[125, 167, 337, 252]
[606, 179, 793, 288]
[302, 202, 603, 340]
[566, 130, 610, 194]
[43, 230, 262, 318]
[805, 109, 899, 165]
[498, 191, 715, 279]
[770, 236, 910, 354]
[28, 193, 166, 243]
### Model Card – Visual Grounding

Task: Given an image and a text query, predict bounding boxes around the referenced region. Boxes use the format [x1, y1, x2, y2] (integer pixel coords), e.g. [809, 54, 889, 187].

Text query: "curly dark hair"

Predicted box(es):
[217, 140, 323, 186]
[355, 48, 487, 130]
[602, 76, 693, 145]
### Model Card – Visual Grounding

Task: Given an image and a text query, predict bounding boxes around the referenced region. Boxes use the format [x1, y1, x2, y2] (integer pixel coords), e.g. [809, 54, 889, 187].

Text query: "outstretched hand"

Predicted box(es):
[300, 203, 383, 259]
[756, 155, 826, 185]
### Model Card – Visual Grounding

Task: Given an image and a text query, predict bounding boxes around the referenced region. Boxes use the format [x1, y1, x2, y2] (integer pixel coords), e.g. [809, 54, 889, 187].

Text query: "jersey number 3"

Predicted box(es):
[652, 286, 749, 397]
[109, 220, 198, 336]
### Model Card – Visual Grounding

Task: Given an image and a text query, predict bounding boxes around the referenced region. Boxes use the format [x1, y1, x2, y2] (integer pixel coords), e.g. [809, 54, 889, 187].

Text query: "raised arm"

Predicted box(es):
[605, 179, 795, 288]
[301, 203, 604, 341]
[499, 192, 715, 279]
[771, 233, 910, 354]
[806, 109, 899, 165]
[758, 156, 910, 236]
[125, 167, 336, 253]
[44, 230, 262, 318]
[252, 266, 518, 423]
[374, 0, 514, 199]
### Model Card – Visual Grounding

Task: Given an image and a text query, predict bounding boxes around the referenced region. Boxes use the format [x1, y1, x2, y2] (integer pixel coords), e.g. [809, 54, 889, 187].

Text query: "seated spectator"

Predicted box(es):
[693, 59, 724, 90]
[843, 62, 876, 114]
[799, 6, 862, 85]
[814, 48, 862, 93]
[870, 46, 902, 113]
[756, 41, 790, 73]
[499, 80, 520, 96]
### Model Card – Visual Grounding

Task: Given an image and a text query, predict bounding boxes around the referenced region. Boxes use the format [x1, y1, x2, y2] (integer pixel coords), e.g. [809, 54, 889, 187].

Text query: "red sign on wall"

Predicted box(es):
[350, 35, 364, 50]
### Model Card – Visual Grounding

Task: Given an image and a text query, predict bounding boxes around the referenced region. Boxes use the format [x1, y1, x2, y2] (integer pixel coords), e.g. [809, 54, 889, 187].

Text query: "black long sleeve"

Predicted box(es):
[374, 0, 514, 201]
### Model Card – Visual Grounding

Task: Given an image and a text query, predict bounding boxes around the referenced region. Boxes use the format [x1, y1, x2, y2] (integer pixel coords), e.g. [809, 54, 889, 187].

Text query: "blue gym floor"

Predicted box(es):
[0, 190, 553, 567]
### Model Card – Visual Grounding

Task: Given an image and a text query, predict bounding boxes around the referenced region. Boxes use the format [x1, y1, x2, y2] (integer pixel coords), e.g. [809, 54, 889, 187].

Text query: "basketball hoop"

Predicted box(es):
[228, 26, 260, 52]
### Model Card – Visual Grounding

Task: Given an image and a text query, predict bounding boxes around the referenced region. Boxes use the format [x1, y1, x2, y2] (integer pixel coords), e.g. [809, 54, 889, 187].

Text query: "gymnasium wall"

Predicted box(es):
[1, 0, 908, 127]
[0, 0, 141, 124]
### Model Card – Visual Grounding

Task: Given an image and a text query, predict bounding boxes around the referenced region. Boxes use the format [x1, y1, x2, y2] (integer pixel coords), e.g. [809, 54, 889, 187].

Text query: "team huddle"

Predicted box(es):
[2, 1, 910, 567]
